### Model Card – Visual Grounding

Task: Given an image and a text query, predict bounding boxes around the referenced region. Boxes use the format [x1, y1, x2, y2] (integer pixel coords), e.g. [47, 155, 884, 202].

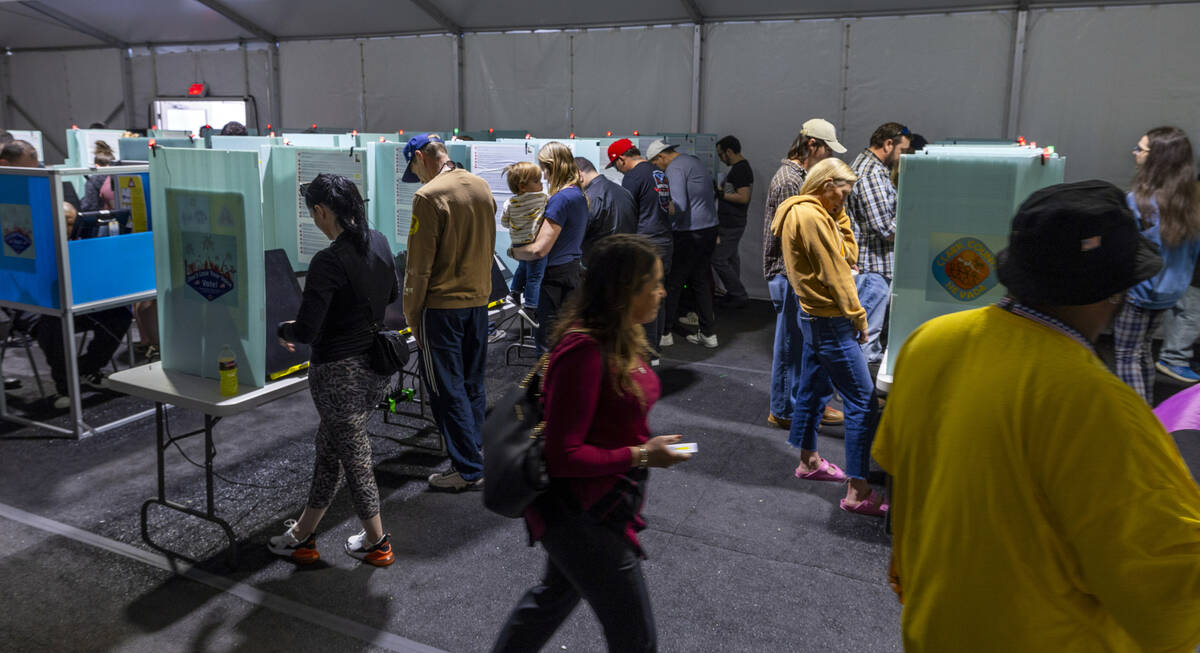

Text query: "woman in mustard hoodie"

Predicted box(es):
[770, 158, 886, 516]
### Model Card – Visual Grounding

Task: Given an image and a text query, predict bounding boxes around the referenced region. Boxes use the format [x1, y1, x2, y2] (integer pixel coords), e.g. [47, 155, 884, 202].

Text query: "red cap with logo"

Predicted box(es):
[605, 138, 635, 169]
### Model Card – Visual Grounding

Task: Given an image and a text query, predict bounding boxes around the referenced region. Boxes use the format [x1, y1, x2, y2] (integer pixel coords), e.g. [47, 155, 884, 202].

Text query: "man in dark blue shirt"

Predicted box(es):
[608, 138, 673, 361]
[575, 157, 636, 259]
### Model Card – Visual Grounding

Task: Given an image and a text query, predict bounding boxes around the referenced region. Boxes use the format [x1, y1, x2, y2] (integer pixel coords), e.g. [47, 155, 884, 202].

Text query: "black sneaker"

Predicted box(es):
[80, 372, 108, 391]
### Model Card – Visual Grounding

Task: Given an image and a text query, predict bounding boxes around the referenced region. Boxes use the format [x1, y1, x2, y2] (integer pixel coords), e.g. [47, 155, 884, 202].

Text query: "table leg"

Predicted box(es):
[140, 408, 238, 568]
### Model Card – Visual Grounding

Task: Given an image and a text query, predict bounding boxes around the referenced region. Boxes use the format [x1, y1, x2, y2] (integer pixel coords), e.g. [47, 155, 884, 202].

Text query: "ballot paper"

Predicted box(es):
[394, 147, 419, 242]
[471, 143, 534, 231]
[296, 149, 365, 263]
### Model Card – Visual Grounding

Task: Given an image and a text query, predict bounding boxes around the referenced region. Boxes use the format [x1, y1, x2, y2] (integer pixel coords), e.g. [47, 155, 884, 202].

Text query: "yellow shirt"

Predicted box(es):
[873, 305, 1200, 652]
[770, 195, 865, 331]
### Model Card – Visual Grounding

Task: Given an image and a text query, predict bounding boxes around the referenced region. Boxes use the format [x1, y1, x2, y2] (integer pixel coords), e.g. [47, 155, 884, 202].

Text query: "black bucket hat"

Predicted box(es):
[996, 180, 1163, 305]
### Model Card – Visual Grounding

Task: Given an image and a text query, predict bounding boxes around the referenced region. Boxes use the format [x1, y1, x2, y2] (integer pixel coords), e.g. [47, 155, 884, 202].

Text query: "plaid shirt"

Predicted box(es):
[995, 297, 1095, 355]
[762, 159, 807, 280]
[847, 150, 898, 278]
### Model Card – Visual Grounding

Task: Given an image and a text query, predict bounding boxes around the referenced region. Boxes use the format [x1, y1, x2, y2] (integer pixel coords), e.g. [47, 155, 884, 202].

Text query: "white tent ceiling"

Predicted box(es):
[0, 0, 1189, 50]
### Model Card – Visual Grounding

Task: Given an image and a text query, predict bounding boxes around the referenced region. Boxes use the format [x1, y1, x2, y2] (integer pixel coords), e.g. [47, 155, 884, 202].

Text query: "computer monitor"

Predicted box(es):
[71, 209, 130, 240]
[151, 97, 251, 133]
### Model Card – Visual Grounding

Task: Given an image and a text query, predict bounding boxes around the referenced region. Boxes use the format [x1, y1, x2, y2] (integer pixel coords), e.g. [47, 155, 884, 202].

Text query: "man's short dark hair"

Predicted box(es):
[219, 121, 248, 136]
[623, 146, 641, 158]
[716, 135, 741, 154]
[574, 157, 596, 174]
[869, 122, 910, 149]
[0, 140, 37, 164]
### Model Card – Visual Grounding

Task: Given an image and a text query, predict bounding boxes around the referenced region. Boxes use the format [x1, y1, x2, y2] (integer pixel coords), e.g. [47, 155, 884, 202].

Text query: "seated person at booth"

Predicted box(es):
[33, 202, 132, 409]
[81, 140, 116, 212]
[0, 139, 39, 168]
[219, 121, 248, 136]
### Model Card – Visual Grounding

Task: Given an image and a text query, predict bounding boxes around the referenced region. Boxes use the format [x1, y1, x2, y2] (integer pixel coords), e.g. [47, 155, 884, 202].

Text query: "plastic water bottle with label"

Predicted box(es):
[218, 345, 238, 397]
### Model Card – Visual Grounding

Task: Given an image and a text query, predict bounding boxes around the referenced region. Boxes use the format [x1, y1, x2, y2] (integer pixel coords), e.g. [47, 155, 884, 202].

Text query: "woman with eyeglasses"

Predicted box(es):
[771, 157, 886, 516]
[1113, 126, 1200, 401]
[511, 141, 589, 350]
[269, 173, 400, 567]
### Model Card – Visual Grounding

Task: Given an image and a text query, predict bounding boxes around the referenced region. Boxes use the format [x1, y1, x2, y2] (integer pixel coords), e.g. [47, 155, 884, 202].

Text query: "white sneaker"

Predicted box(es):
[677, 312, 699, 327]
[686, 332, 719, 348]
[487, 328, 507, 343]
[659, 333, 674, 347]
[267, 519, 319, 564]
[428, 470, 483, 491]
[51, 394, 71, 410]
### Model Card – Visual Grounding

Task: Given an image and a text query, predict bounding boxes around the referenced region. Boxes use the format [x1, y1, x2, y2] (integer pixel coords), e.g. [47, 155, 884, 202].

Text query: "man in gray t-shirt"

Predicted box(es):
[650, 139, 720, 348]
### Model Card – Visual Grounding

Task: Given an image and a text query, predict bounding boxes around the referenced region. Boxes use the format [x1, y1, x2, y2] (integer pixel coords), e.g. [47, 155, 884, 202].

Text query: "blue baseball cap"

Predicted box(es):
[402, 134, 444, 183]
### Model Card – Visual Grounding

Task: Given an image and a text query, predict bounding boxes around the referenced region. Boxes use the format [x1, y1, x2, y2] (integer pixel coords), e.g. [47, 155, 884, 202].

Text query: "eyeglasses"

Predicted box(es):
[891, 126, 912, 141]
[1132, 144, 1150, 155]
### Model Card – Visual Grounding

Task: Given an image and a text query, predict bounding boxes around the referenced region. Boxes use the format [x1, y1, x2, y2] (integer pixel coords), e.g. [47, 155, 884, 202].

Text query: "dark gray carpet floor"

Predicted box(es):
[1, 300, 1198, 653]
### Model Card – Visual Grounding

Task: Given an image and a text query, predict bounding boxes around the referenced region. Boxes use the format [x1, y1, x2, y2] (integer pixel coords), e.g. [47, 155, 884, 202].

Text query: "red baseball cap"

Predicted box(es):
[605, 138, 635, 168]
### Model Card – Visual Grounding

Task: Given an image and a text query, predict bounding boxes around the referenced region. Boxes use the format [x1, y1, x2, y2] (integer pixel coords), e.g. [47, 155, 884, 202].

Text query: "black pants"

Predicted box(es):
[641, 238, 673, 350]
[711, 223, 748, 301]
[33, 308, 131, 394]
[534, 260, 581, 352]
[491, 514, 656, 653]
[665, 227, 718, 334]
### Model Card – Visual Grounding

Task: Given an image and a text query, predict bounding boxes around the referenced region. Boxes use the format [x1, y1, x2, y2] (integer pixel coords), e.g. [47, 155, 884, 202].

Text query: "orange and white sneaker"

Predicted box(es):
[268, 519, 319, 565]
[345, 531, 394, 567]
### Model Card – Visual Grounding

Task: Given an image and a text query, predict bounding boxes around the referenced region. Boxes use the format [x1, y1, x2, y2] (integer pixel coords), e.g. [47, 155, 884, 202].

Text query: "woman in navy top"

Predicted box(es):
[513, 141, 590, 349]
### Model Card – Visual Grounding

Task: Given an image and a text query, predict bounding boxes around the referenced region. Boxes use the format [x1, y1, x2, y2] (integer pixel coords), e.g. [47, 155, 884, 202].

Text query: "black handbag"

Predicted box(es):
[368, 322, 408, 376]
[483, 355, 551, 518]
[331, 242, 408, 376]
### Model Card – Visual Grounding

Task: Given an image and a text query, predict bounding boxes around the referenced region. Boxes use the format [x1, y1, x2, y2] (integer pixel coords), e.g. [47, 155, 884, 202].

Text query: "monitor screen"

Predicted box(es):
[152, 98, 249, 133]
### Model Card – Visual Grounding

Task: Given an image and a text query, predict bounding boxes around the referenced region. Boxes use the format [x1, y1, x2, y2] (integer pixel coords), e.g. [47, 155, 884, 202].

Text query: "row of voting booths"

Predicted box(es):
[144, 130, 723, 393]
[6, 123, 1066, 435]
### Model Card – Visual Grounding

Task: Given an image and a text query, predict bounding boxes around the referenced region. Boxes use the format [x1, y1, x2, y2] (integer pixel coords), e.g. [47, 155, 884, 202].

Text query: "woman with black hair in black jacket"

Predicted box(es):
[268, 173, 399, 567]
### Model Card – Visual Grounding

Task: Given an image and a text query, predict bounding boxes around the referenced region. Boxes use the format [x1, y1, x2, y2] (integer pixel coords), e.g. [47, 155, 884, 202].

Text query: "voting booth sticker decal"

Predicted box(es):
[1, 204, 35, 259]
[930, 235, 1000, 302]
[183, 233, 237, 302]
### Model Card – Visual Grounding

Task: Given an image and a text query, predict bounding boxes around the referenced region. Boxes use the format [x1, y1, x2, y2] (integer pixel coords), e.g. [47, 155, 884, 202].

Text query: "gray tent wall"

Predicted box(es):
[5, 4, 1200, 299]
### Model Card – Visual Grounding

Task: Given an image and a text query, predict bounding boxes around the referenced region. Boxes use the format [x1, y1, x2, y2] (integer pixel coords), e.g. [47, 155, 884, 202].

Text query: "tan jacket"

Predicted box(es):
[403, 168, 497, 330]
[770, 195, 866, 332]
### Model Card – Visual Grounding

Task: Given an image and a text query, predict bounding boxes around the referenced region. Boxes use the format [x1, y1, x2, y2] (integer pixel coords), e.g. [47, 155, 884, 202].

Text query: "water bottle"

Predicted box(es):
[218, 345, 238, 397]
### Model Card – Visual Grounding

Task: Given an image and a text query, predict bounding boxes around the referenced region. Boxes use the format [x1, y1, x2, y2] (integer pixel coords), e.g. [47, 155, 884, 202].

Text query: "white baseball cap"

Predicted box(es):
[800, 118, 847, 154]
[645, 139, 678, 160]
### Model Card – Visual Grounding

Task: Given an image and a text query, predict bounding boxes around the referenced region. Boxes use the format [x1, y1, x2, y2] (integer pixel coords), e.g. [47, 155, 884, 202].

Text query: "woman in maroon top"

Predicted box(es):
[492, 234, 691, 653]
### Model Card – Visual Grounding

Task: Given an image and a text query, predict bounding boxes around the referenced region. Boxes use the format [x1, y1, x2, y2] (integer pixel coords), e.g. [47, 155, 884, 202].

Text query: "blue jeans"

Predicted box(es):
[767, 275, 832, 418]
[1160, 286, 1200, 368]
[787, 312, 879, 480]
[855, 272, 891, 364]
[512, 257, 548, 310]
[418, 306, 488, 480]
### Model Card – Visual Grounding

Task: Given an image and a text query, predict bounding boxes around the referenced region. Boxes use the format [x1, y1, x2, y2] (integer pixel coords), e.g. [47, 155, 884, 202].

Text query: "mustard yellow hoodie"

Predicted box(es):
[770, 195, 866, 331]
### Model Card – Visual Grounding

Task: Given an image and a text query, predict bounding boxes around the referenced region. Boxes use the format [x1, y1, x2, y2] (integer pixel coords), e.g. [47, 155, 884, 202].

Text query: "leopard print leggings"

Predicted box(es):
[306, 354, 390, 520]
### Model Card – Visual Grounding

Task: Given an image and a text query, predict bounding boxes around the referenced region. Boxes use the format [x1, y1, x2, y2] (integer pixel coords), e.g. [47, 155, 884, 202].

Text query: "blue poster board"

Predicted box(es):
[0, 174, 55, 306]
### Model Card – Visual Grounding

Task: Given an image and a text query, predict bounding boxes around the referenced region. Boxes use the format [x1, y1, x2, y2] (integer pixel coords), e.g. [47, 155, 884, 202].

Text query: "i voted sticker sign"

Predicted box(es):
[931, 237, 998, 302]
[1, 204, 35, 259]
[183, 233, 236, 302]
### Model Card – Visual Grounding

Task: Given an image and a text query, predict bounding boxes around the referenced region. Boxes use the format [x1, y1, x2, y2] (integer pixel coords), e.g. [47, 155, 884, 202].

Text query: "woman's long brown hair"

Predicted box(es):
[550, 234, 660, 404]
[1132, 126, 1200, 248]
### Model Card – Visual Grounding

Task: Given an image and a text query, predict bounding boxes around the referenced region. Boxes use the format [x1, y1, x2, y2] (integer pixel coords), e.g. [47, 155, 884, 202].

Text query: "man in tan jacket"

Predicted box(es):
[402, 134, 497, 491]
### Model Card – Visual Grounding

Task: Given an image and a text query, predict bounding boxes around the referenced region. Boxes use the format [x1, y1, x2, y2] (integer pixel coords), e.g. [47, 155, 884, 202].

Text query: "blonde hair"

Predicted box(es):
[537, 141, 581, 197]
[503, 161, 542, 194]
[799, 158, 856, 196]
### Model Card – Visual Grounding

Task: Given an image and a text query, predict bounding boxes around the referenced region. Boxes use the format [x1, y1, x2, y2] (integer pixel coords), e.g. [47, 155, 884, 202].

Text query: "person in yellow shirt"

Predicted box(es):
[874, 180, 1200, 652]
[771, 158, 885, 516]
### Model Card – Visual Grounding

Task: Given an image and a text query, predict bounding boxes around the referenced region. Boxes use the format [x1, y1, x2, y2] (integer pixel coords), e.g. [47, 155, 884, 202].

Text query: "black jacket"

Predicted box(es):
[278, 229, 398, 365]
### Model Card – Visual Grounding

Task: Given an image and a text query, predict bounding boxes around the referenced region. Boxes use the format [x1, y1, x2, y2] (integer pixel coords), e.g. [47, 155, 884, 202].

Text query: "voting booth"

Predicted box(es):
[149, 148, 268, 388]
[0, 164, 157, 438]
[879, 142, 1065, 390]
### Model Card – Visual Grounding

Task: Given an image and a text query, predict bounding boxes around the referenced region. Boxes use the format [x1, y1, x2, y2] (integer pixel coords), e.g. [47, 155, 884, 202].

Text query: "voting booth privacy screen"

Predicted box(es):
[884, 144, 1065, 379]
[151, 148, 266, 388]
